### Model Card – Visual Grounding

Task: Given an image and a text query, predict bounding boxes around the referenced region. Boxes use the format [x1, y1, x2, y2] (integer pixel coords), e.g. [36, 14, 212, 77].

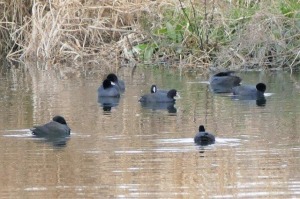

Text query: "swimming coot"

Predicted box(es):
[210, 71, 242, 93]
[232, 83, 266, 99]
[31, 116, 71, 137]
[194, 125, 215, 145]
[139, 89, 177, 103]
[98, 79, 121, 97]
[106, 73, 125, 92]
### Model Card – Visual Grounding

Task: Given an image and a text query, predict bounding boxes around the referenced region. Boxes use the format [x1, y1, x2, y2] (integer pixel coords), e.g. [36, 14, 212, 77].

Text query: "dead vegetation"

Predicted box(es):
[0, 0, 299, 71]
[214, 7, 300, 72]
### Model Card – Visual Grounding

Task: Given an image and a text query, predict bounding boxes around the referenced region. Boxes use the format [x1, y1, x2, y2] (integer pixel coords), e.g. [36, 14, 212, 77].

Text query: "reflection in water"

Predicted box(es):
[256, 97, 267, 106]
[98, 96, 120, 111]
[0, 64, 300, 198]
[33, 134, 70, 147]
[209, 71, 242, 93]
[209, 84, 232, 93]
[2, 129, 70, 147]
[140, 101, 177, 113]
[232, 95, 267, 107]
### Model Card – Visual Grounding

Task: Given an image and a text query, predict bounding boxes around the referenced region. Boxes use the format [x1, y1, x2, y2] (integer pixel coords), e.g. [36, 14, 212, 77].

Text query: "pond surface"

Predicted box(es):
[0, 63, 300, 198]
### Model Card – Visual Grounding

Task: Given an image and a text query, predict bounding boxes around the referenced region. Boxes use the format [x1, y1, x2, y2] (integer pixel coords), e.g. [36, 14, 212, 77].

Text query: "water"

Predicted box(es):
[0, 64, 300, 198]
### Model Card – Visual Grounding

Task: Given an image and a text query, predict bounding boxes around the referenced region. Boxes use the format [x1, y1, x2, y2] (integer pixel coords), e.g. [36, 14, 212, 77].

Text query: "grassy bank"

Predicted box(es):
[0, 0, 299, 71]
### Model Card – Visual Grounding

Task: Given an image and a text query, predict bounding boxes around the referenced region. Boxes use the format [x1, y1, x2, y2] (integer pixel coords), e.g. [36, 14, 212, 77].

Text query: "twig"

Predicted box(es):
[89, 26, 141, 33]
[289, 49, 300, 75]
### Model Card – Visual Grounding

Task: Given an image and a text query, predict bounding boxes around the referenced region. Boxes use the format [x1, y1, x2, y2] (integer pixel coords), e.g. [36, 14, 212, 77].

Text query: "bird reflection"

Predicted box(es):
[209, 71, 242, 93]
[209, 84, 233, 93]
[34, 134, 70, 148]
[256, 98, 267, 106]
[232, 95, 267, 107]
[140, 101, 177, 113]
[195, 147, 209, 157]
[98, 96, 120, 112]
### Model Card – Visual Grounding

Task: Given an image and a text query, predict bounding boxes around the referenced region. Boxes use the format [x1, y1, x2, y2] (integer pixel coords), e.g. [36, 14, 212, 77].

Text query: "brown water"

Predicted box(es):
[0, 63, 300, 198]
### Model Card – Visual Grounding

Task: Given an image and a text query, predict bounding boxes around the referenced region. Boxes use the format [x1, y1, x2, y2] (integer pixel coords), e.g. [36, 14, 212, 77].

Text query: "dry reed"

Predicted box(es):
[214, 6, 300, 72]
[0, 0, 299, 71]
